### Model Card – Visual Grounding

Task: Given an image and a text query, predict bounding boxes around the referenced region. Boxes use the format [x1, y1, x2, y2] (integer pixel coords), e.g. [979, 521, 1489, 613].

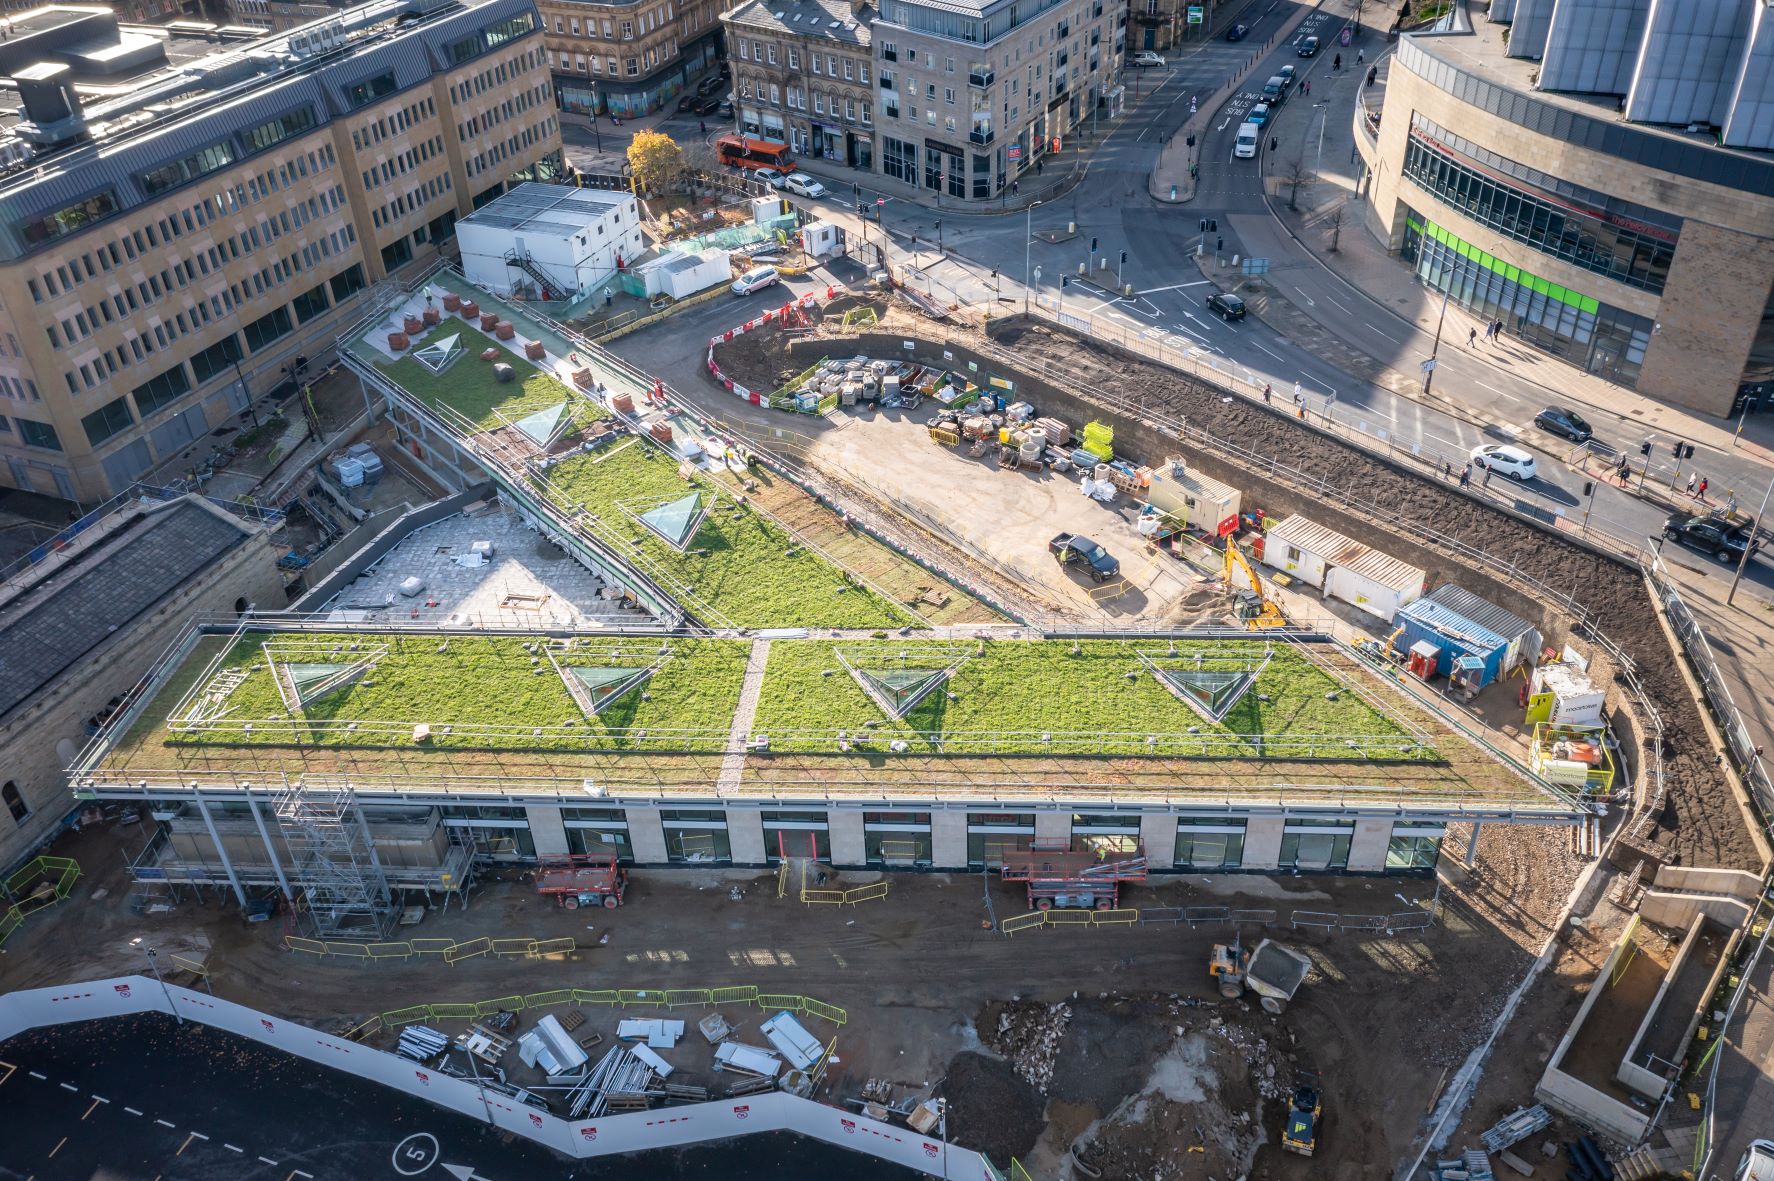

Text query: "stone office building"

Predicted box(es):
[723, 0, 877, 170]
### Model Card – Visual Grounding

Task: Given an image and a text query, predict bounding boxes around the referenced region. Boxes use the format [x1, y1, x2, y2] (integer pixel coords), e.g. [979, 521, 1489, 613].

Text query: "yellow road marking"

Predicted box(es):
[82, 1097, 102, 1119]
[0, 1059, 15, 1086]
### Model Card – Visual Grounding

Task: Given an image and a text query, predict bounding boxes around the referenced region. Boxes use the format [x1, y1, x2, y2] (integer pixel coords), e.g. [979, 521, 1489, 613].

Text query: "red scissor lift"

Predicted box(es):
[999, 839, 1148, 911]
[535, 853, 628, 910]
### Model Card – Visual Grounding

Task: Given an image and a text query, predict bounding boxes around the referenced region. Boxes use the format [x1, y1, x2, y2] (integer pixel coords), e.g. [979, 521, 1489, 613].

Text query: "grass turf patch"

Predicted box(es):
[167, 633, 748, 751]
[748, 639, 1429, 757]
[378, 322, 606, 434]
[539, 439, 916, 630]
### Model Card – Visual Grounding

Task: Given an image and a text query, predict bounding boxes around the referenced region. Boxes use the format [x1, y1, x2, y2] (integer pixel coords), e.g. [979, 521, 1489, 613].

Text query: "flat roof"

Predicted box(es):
[76, 623, 1580, 815]
[0, 496, 250, 723]
[1264, 516, 1426, 592]
[458, 182, 634, 237]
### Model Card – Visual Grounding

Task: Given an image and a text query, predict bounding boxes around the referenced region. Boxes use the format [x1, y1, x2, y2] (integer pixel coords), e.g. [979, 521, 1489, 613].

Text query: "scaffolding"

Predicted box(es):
[274, 779, 398, 939]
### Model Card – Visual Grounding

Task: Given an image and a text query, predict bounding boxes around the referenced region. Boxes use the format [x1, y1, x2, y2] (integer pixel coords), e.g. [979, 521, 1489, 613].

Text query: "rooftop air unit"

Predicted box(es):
[11, 62, 89, 151]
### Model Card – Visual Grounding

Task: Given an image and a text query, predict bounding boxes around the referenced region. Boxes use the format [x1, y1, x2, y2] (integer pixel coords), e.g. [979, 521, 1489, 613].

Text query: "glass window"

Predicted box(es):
[190, 336, 243, 383]
[291, 282, 330, 324]
[866, 830, 932, 865]
[81, 396, 135, 446]
[139, 142, 239, 196]
[330, 263, 366, 302]
[1174, 818, 1245, 869]
[16, 419, 62, 451]
[1278, 828, 1352, 871]
[242, 306, 292, 352]
[665, 825, 731, 864]
[242, 108, 315, 153]
[1385, 823, 1443, 871]
[345, 72, 399, 109]
[863, 811, 931, 826]
[18, 190, 119, 246]
[2, 780, 26, 824]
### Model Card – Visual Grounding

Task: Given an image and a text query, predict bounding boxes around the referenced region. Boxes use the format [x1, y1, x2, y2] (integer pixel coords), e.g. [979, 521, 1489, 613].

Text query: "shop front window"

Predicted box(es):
[1174, 818, 1245, 869]
[1385, 823, 1443, 872]
[664, 808, 731, 864]
[1278, 823, 1352, 871]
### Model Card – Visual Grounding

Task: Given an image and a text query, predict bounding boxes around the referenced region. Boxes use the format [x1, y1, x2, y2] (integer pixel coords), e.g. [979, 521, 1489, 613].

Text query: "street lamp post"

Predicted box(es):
[1023, 199, 1044, 312]
[1421, 290, 1449, 396]
[591, 84, 604, 154]
[1727, 469, 1774, 607]
[145, 947, 182, 1025]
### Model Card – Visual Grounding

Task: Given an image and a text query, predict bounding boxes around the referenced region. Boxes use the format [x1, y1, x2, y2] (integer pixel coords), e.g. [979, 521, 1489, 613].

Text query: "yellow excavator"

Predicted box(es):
[1224, 537, 1288, 630]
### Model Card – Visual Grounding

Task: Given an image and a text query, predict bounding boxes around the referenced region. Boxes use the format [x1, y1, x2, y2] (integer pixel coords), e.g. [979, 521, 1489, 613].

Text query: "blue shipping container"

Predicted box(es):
[1393, 598, 1511, 688]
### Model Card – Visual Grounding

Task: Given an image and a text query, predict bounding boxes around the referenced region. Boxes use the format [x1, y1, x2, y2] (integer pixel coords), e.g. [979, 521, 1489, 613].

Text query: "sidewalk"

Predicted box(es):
[1229, 43, 1774, 468]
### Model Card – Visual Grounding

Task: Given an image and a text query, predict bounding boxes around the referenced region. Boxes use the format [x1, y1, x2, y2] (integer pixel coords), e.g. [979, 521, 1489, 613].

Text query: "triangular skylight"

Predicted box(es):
[561, 665, 655, 717]
[1138, 644, 1272, 723]
[511, 401, 571, 446]
[412, 331, 463, 374]
[633, 491, 710, 551]
[835, 644, 977, 721]
[263, 640, 388, 713]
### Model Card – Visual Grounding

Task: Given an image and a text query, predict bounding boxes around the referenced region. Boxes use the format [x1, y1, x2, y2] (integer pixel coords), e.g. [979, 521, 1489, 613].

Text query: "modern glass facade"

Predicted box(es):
[1278, 820, 1352, 871]
[966, 812, 1035, 868]
[1385, 822, 1443, 871]
[1403, 117, 1677, 294]
[762, 810, 831, 863]
[662, 808, 731, 864]
[864, 811, 932, 865]
[1174, 817, 1246, 869]
[1402, 211, 1654, 386]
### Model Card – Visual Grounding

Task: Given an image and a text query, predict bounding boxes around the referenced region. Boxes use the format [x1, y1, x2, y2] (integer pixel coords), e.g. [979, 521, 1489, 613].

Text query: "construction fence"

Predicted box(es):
[367, 985, 848, 1039]
[1000, 901, 1439, 936]
[0, 856, 81, 950]
[284, 934, 576, 963]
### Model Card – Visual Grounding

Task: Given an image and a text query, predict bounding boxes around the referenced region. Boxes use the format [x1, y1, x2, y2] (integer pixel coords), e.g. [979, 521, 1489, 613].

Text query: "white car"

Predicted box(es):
[1234, 122, 1260, 159]
[750, 168, 789, 189]
[1738, 1140, 1774, 1181]
[1132, 51, 1166, 67]
[1470, 443, 1538, 481]
[784, 172, 827, 198]
[731, 264, 781, 296]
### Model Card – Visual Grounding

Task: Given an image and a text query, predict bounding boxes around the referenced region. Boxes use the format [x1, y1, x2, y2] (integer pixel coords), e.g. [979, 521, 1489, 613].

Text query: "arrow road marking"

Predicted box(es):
[442, 1165, 493, 1181]
[1293, 285, 1316, 306]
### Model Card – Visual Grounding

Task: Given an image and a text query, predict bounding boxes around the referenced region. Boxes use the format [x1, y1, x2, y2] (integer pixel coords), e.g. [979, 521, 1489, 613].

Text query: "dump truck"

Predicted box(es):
[1208, 937, 1311, 1014]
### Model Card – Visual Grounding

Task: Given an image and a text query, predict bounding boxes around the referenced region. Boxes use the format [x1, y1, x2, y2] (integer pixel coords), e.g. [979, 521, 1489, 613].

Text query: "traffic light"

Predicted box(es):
[1682, 442, 1696, 459]
[1186, 133, 1196, 148]
[1200, 218, 1208, 233]
[1671, 440, 1681, 457]
[1090, 236, 1099, 252]
[1209, 218, 1219, 233]
[857, 203, 867, 216]
[1120, 250, 1128, 265]
[1640, 440, 1652, 456]
[1583, 480, 1594, 496]
[853, 182, 861, 197]
[1061, 276, 1071, 288]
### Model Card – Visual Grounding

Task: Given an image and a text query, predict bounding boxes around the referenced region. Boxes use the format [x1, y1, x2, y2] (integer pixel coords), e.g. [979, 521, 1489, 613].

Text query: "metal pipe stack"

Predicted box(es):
[397, 1025, 449, 1062]
[568, 1044, 658, 1119]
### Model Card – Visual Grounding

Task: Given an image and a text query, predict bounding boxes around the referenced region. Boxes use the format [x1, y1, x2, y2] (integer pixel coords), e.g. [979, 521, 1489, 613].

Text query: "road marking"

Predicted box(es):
[0, 1061, 14, 1087]
[82, 1097, 103, 1120]
[1365, 325, 1402, 342]
[28, 1071, 46, 1081]
[125, 1107, 143, 1116]
[259, 1157, 280, 1166]
[1182, 311, 1213, 331]
[224, 1143, 244, 1153]
[59, 1082, 78, 1092]
[289, 1169, 316, 1179]
[1323, 294, 1351, 315]
[1136, 281, 1209, 294]
[156, 1119, 176, 1128]
[49, 1136, 67, 1159]
[90, 1094, 109, 1104]
[1293, 285, 1316, 307]
[1253, 342, 1285, 362]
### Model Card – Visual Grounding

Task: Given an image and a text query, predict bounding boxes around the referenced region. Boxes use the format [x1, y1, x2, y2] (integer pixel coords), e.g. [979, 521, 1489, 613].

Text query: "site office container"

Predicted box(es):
[1392, 583, 1538, 688]
[1147, 462, 1241, 537]
[1258, 516, 1426, 621]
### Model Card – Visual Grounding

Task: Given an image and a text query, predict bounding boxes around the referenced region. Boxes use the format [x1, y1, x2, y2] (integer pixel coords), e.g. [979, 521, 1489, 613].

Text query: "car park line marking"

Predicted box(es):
[289, 1169, 315, 1179]
[1137, 282, 1208, 294]
[156, 1119, 176, 1128]
[1323, 294, 1351, 315]
[28, 1070, 46, 1080]
[224, 1143, 244, 1153]
[49, 1136, 68, 1158]
[82, 1097, 104, 1119]
[59, 1082, 78, 1092]
[0, 1061, 14, 1086]
[259, 1157, 280, 1166]
[125, 1107, 143, 1116]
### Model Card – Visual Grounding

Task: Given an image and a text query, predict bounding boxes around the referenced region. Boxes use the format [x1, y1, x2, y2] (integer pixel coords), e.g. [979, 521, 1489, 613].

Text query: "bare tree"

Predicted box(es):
[1283, 156, 1314, 211]
[1324, 203, 1347, 252]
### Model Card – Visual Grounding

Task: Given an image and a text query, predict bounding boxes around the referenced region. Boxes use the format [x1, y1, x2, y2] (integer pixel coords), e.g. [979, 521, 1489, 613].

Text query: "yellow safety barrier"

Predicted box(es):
[168, 953, 210, 976]
[666, 989, 712, 1008]
[476, 996, 523, 1017]
[1046, 910, 1093, 926]
[490, 938, 537, 958]
[381, 1004, 432, 1027]
[1095, 908, 1141, 925]
[343, 1014, 383, 1042]
[367, 942, 414, 961]
[428, 1003, 479, 1019]
[324, 941, 373, 959]
[800, 997, 848, 1026]
[1000, 912, 1047, 935]
[619, 989, 667, 1007]
[410, 938, 457, 955]
[285, 936, 329, 955]
[574, 989, 622, 1007]
[754, 993, 803, 1013]
[843, 882, 889, 904]
[524, 989, 575, 1010]
[812, 1034, 840, 1080]
[529, 938, 577, 959]
[801, 888, 847, 905]
[1009, 1159, 1036, 1181]
[444, 937, 491, 965]
[710, 986, 759, 1005]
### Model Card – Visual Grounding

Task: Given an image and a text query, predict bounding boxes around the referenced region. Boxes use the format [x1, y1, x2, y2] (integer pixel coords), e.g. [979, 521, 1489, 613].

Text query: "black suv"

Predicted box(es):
[1663, 513, 1758, 563]
[1206, 292, 1246, 320]
[1298, 35, 1320, 57]
[1533, 405, 1592, 443]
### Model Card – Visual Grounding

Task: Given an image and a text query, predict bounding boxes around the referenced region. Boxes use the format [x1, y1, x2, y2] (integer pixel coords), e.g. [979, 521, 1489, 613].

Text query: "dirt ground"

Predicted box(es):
[2, 816, 1589, 1179]
[710, 303, 1758, 872]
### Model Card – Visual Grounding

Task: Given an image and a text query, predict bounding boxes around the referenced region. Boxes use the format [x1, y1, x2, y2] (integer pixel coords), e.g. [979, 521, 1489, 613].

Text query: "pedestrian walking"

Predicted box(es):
[1357, 49, 1364, 65]
[1270, 136, 1279, 153]
[1263, 382, 1273, 403]
[1491, 317, 1503, 339]
[1366, 66, 1377, 87]
[699, 120, 707, 133]
[1699, 477, 1710, 502]
[1467, 327, 1477, 347]
[1333, 53, 1342, 71]
[1303, 79, 1311, 96]
[1011, 179, 1019, 195]
[1459, 463, 1472, 487]
[1294, 380, 1303, 403]
[1036, 158, 1044, 175]
[1482, 465, 1493, 488]
[1688, 473, 1698, 496]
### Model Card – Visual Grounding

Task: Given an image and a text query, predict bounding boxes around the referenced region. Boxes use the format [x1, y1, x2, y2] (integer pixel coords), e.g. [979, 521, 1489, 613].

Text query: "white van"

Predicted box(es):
[1739, 1140, 1774, 1181]
[1234, 122, 1260, 159]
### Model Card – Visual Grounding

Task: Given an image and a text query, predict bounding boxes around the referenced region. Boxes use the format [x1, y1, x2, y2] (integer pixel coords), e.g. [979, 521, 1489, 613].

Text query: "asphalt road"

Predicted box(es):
[0, 1014, 918, 1181]
[737, 0, 1774, 598]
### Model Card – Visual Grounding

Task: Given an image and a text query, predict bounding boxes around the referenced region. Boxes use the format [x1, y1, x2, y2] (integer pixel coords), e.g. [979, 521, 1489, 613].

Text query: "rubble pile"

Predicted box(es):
[983, 999, 1072, 1094]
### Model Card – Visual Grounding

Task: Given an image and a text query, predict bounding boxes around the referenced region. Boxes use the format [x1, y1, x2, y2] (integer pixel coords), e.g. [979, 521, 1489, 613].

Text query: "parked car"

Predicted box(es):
[676, 94, 699, 113]
[731, 265, 781, 296]
[697, 74, 726, 96]
[1298, 35, 1320, 56]
[1247, 101, 1271, 127]
[1206, 292, 1246, 320]
[1132, 51, 1167, 67]
[750, 168, 789, 189]
[1279, 64, 1297, 82]
[784, 172, 828, 198]
[1262, 75, 1288, 101]
[1534, 405, 1593, 443]
[1049, 533, 1120, 582]
[716, 99, 733, 118]
[1737, 1140, 1774, 1181]
[1226, 22, 1249, 40]
[1469, 443, 1537, 481]
[693, 94, 722, 115]
[1663, 513, 1758, 563]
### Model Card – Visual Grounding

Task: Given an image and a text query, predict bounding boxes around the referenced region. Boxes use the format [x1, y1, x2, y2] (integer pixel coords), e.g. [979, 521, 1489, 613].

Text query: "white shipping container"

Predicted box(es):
[1263, 516, 1425, 619]
[1146, 462, 1241, 537]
